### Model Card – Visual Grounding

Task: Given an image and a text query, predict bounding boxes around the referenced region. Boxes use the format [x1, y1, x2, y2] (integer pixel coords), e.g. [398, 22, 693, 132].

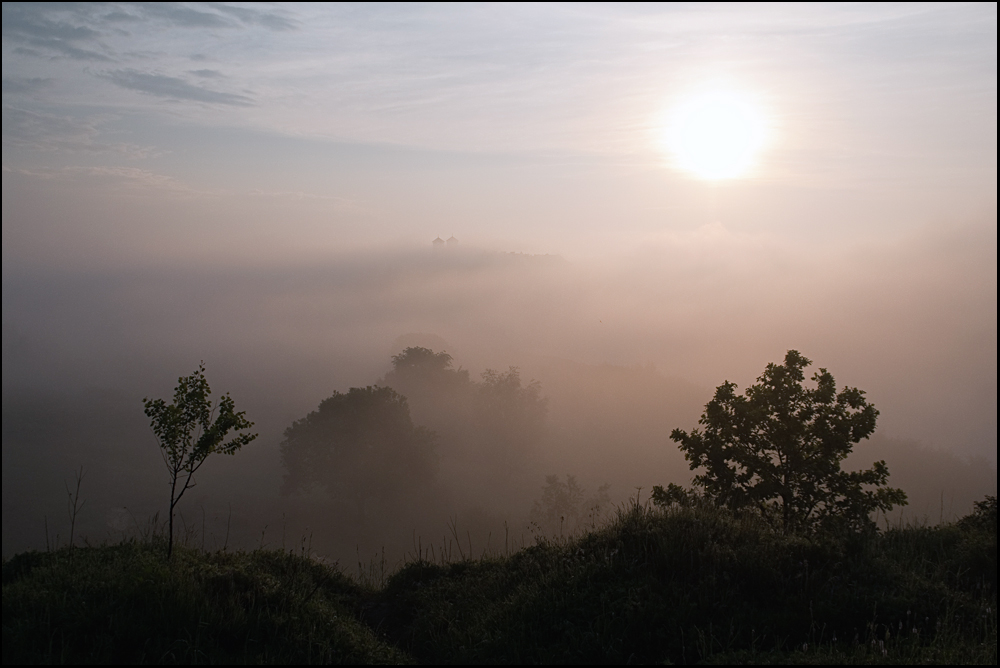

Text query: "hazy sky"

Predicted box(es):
[3, 3, 995, 262]
[2, 3, 997, 462]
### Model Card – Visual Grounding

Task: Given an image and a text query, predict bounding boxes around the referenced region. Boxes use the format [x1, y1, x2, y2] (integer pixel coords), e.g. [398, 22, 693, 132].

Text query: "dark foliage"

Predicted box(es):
[143, 364, 256, 557]
[280, 385, 436, 526]
[377, 499, 995, 664]
[3, 497, 995, 664]
[380, 347, 548, 478]
[2, 541, 407, 664]
[475, 366, 548, 475]
[665, 350, 906, 533]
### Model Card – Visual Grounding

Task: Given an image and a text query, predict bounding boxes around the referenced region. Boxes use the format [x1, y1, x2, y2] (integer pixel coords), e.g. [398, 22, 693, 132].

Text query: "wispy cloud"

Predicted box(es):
[1, 77, 53, 94]
[188, 69, 225, 79]
[210, 3, 298, 31]
[10, 165, 213, 195]
[1, 3, 297, 63]
[2, 107, 156, 157]
[1, 3, 113, 61]
[136, 3, 297, 31]
[99, 69, 254, 106]
[137, 3, 232, 29]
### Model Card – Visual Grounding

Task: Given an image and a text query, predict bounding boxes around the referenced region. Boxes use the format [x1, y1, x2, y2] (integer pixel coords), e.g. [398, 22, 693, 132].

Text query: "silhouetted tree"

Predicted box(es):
[144, 364, 256, 557]
[382, 349, 548, 479]
[381, 347, 473, 428]
[389, 347, 460, 377]
[663, 350, 906, 533]
[476, 367, 548, 474]
[280, 386, 436, 525]
[958, 495, 997, 533]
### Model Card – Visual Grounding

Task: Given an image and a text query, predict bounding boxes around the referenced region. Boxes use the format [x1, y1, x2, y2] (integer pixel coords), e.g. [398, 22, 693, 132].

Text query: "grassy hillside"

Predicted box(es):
[4, 499, 995, 664]
[2, 542, 406, 664]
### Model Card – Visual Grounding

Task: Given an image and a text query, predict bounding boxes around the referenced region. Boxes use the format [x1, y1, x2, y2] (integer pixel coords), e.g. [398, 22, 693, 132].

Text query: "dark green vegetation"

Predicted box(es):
[281, 385, 436, 528]
[2, 541, 406, 665]
[144, 364, 257, 558]
[5, 497, 995, 664]
[664, 350, 906, 534]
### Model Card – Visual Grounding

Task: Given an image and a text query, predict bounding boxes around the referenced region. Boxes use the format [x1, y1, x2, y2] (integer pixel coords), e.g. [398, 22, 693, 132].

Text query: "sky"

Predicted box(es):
[1, 3, 996, 553]
[3, 3, 995, 261]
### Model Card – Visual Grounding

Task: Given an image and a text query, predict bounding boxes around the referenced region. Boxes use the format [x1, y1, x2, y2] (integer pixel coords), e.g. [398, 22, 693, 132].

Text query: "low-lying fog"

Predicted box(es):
[2, 220, 996, 562]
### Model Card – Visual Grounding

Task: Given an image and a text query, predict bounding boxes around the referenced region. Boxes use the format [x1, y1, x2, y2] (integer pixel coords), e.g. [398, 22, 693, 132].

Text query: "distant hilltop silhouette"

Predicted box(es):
[432, 236, 459, 249]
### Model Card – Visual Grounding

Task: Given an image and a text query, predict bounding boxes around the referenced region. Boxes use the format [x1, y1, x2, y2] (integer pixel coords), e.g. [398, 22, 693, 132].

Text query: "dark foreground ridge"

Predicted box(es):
[3, 499, 995, 664]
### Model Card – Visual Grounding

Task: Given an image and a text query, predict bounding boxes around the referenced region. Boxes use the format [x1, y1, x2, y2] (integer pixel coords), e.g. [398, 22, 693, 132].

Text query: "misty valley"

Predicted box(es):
[2, 3, 996, 662]
[3, 329, 996, 663]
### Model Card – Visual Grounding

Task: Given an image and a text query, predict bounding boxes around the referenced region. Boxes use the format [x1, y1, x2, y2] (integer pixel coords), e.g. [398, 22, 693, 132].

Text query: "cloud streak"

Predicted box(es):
[1, 3, 296, 64]
[1, 3, 113, 61]
[99, 69, 254, 106]
[1, 77, 53, 94]
[2, 107, 155, 157]
[7, 165, 214, 196]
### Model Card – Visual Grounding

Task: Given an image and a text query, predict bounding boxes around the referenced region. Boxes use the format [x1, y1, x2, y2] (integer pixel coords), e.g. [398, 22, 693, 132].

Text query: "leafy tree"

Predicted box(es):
[663, 350, 906, 533]
[143, 364, 256, 557]
[476, 367, 548, 474]
[280, 386, 436, 525]
[381, 347, 473, 440]
[388, 347, 461, 377]
[650, 482, 700, 508]
[381, 350, 548, 479]
[958, 495, 997, 533]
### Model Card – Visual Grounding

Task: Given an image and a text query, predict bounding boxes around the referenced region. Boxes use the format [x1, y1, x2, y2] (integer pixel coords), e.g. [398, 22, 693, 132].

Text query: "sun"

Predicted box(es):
[664, 90, 768, 180]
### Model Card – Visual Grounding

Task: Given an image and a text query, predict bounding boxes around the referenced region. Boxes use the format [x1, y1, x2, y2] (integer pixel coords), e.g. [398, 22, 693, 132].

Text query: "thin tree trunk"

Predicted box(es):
[168, 474, 178, 558]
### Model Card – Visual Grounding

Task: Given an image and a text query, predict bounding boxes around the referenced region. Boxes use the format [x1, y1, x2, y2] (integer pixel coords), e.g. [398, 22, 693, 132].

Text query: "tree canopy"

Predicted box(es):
[381, 347, 472, 418]
[389, 347, 459, 376]
[476, 366, 548, 473]
[281, 349, 549, 532]
[662, 350, 906, 533]
[381, 348, 547, 476]
[280, 385, 436, 524]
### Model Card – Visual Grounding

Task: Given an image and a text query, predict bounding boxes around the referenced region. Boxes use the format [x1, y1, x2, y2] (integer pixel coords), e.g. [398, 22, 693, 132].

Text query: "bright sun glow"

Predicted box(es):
[665, 90, 768, 180]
